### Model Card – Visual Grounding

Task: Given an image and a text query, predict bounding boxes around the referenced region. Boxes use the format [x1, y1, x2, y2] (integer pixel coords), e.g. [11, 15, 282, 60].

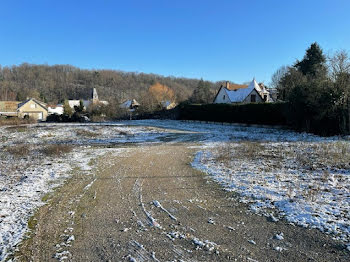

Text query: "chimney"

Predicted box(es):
[226, 81, 230, 89]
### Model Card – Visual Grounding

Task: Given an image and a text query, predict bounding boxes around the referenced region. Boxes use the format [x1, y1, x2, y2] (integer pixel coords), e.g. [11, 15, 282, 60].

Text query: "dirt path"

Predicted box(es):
[16, 144, 349, 261]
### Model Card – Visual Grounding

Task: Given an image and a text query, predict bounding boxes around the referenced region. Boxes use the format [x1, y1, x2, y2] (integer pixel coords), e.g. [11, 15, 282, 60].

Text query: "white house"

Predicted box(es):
[68, 88, 108, 111]
[68, 100, 91, 110]
[161, 100, 177, 110]
[48, 104, 64, 115]
[120, 99, 140, 112]
[213, 79, 273, 104]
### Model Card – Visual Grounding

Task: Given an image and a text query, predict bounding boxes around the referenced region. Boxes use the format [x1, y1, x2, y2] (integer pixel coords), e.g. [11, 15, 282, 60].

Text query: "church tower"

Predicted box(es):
[92, 88, 99, 104]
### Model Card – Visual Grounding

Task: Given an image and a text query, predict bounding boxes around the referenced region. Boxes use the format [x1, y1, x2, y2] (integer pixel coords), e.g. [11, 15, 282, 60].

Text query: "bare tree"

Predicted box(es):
[328, 49, 350, 81]
[328, 50, 350, 133]
[270, 65, 289, 89]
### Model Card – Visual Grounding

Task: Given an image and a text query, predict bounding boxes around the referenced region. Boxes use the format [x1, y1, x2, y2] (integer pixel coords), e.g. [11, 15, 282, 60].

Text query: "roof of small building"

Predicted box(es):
[120, 99, 140, 108]
[0, 101, 21, 112]
[47, 104, 63, 108]
[18, 98, 48, 110]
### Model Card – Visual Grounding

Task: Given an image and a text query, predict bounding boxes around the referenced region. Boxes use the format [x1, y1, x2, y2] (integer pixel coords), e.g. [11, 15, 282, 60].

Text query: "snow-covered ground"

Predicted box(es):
[0, 120, 349, 260]
[190, 138, 350, 250]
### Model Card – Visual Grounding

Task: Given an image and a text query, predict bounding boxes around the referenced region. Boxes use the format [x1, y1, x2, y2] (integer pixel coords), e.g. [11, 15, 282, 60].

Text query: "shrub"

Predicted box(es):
[6, 144, 31, 156]
[178, 102, 288, 126]
[76, 129, 98, 137]
[40, 144, 72, 156]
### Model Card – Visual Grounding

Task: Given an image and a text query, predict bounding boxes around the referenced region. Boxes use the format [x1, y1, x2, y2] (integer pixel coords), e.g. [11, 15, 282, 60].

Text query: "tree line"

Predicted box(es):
[272, 42, 350, 135]
[0, 63, 223, 108]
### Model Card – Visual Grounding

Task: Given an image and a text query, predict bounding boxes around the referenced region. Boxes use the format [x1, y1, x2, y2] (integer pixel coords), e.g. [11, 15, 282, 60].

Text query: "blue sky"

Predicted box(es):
[1, 0, 349, 84]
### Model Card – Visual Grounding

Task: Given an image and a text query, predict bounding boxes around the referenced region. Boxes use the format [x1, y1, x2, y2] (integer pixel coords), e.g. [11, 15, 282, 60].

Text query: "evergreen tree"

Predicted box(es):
[294, 42, 327, 78]
[74, 99, 85, 113]
[63, 100, 73, 117]
[190, 79, 213, 104]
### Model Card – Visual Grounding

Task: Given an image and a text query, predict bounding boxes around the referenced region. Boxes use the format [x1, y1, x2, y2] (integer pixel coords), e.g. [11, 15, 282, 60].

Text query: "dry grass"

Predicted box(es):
[6, 144, 31, 157]
[214, 142, 265, 166]
[239, 142, 265, 159]
[40, 144, 73, 156]
[0, 118, 35, 126]
[5, 125, 28, 133]
[295, 142, 350, 170]
[76, 129, 98, 138]
[214, 143, 234, 164]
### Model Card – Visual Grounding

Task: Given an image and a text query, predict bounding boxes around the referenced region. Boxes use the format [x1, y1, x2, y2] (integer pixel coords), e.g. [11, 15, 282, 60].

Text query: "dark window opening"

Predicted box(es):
[251, 94, 256, 102]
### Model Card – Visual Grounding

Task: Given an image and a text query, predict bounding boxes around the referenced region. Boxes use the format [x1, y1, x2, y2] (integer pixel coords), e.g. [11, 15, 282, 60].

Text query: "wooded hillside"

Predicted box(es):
[0, 63, 222, 104]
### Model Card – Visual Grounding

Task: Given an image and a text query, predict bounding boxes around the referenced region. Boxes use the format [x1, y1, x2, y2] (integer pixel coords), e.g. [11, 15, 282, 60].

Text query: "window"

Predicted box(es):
[223, 95, 225, 100]
[250, 94, 256, 102]
[264, 95, 268, 102]
[30, 104, 37, 109]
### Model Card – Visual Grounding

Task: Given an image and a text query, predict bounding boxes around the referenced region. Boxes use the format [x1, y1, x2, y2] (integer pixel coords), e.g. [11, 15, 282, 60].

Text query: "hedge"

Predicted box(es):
[178, 102, 288, 126]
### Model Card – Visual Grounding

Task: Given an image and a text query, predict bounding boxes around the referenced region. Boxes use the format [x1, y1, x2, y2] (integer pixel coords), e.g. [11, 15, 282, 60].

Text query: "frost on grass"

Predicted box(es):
[192, 140, 350, 246]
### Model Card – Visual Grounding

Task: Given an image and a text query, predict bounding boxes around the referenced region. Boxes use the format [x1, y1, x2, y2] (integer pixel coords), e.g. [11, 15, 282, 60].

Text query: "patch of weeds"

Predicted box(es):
[40, 144, 73, 157]
[6, 126, 28, 133]
[304, 142, 350, 169]
[41, 192, 53, 202]
[88, 158, 96, 166]
[321, 170, 330, 183]
[0, 118, 35, 127]
[119, 131, 129, 136]
[239, 141, 265, 159]
[215, 143, 233, 163]
[41, 133, 54, 138]
[296, 153, 313, 169]
[6, 144, 31, 157]
[76, 129, 98, 138]
[1, 136, 8, 142]
[27, 216, 38, 231]
[215, 141, 265, 164]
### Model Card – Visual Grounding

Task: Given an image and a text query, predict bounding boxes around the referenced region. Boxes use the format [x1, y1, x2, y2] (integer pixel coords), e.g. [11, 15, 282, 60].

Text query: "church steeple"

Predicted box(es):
[92, 88, 99, 104]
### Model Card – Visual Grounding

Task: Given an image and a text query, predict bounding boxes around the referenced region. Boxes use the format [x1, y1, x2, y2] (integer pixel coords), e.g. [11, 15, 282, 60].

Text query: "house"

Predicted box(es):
[47, 104, 64, 115]
[161, 100, 177, 110]
[120, 99, 140, 111]
[17, 98, 48, 121]
[68, 100, 91, 110]
[68, 88, 108, 111]
[0, 101, 21, 117]
[213, 79, 273, 104]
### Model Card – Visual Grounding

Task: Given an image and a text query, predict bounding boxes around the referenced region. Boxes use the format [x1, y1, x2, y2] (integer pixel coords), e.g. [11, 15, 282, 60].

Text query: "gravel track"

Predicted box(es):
[16, 144, 350, 261]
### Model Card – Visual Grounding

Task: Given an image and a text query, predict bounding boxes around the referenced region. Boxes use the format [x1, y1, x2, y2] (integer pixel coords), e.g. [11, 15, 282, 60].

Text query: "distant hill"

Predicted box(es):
[0, 63, 242, 104]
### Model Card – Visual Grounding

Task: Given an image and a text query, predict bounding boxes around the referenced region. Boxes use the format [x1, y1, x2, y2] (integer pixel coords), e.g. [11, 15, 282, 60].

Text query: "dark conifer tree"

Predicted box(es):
[294, 42, 327, 78]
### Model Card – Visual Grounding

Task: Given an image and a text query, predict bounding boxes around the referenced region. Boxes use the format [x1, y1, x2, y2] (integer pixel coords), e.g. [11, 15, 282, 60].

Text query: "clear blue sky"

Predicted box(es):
[1, 0, 349, 84]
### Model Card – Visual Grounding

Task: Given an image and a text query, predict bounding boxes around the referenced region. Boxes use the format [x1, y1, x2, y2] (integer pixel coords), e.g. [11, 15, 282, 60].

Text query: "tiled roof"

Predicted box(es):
[227, 83, 248, 90]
